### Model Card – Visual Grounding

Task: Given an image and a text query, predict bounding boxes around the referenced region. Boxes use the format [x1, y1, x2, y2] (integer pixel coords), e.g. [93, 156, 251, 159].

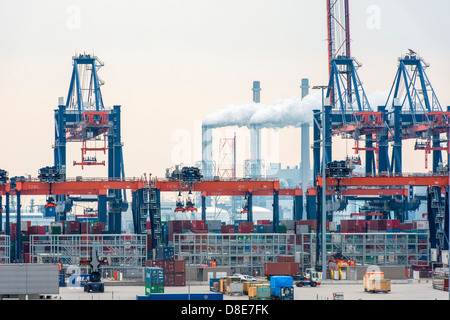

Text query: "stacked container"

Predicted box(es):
[238, 222, 254, 233]
[191, 220, 206, 231]
[144, 267, 164, 295]
[66, 221, 81, 234]
[146, 259, 186, 286]
[91, 222, 105, 234]
[340, 219, 367, 233]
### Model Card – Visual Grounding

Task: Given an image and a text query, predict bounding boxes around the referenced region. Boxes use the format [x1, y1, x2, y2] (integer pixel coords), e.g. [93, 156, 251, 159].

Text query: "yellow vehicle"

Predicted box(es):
[328, 258, 353, 280]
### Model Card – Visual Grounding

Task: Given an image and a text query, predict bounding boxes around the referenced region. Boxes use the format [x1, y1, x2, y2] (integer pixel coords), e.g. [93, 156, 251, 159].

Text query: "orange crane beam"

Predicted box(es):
[155, 179, 280, 195]
[317, 174, 449, 188]
[0, 179, 144, 196]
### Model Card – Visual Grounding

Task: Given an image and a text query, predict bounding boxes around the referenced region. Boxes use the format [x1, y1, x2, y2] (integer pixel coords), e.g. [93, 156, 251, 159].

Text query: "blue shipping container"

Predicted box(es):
[145, 267, 164, 284]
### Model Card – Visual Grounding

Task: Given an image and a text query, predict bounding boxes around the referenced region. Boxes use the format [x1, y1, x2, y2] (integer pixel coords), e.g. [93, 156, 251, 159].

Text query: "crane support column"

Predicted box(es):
[5, 193, 10, 236]
[54, 103, 67, 222]
[324, 105, 332, 168]
[392, 105, 402, 174]
[247, 192, 253, 223]
[313, 109, 321, 186]
[16, 191, 21, 262]
[201, 195, 206, 221]
[273, 190, 279, 233]
[432, 134, 442, 173]
[365, 134, 376, 174]
[293, 195, 303, 220]
[377, 106, 390, 173]
[98, 195, 107, 224]
[107, 105, 125, 234]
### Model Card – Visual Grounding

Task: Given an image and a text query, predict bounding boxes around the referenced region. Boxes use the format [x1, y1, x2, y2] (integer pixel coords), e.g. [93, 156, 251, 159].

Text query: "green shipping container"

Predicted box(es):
[256, 286, 270, 299]
[145, 283, 164, 295]
[51, 226, 62, 234]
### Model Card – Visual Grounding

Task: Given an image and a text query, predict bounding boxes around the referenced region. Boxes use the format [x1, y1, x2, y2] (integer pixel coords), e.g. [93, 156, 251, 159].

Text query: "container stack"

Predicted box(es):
[66, 221, 81, 234]
[144, 267, 164, 295]
[146, 258, 186, 287]
[340, 219, 367, 233]
[238, 222, 254, 233]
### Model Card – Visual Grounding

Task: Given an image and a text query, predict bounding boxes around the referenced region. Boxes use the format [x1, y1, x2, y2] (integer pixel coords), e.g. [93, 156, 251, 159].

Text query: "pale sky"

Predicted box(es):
[1, 0, 449, 180]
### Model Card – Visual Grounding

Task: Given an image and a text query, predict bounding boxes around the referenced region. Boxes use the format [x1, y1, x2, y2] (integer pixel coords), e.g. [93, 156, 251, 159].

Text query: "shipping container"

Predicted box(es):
[174, 272, 186, 286]
[277, 255, 294, 263]
[264, 262, 300, 278]
[191, 220, 206, 231]
[145, 283, 164, 294]
[145, 267, 164, 284]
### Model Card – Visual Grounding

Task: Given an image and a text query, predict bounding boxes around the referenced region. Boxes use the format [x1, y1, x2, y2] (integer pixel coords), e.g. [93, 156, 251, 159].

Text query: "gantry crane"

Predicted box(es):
[53, 53, 127, 233]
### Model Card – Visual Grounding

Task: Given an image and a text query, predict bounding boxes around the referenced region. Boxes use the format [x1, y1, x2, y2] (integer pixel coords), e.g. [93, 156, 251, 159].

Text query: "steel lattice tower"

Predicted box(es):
[327, 0, 351, 105]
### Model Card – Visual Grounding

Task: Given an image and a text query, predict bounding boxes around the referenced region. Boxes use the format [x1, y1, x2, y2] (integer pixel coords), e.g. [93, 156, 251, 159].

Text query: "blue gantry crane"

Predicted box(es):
[53, 53, 127, 233]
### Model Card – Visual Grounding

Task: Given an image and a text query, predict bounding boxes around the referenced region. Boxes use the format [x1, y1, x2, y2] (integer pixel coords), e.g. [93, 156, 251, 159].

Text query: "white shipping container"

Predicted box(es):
[441, 250, 449, 264]
[329, 221, 338, 232]
[296, 225, 310, 234]
[414, 220, 429, 230]
[21, 221, 29, 232]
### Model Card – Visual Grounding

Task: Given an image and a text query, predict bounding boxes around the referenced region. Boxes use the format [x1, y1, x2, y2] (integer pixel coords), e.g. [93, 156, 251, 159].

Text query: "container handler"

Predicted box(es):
[80, 248, 108, 293]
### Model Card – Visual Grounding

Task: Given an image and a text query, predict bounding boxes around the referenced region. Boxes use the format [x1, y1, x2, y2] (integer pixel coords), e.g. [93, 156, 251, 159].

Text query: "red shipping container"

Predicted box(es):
[169, 220, 183, 233]
[264, 262, 300, 277]
[238, 225, 251, 233]
[368, 220, 379, 230]
[174, 272, 186, 286]
[239, 222, 254, 233]
[22, 242, 30, 253]
[67, 221, 80, 233]
[386, 219, 400, 230]
[191, 220, 206, 230]
[181, 220, 191, 230]
[92, 226, 103, 234]
[278, 255, 294, 262]
[164, 273, 175, 286]
[377, 220, 387, 230]
[221, 225, 234, 233]
[174, 260, 185, 273]
[164, 260, 175, 273]
[146, 260, 165, 268]
[400, 223, 414, 231]
[80, 222, 91, 234]
[257, 220, 271, 225]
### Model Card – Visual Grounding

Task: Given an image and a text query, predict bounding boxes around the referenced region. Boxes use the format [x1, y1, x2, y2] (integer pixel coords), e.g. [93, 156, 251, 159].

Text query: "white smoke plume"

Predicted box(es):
[202, 92, 322, 129]
[202, 90, 389, 129]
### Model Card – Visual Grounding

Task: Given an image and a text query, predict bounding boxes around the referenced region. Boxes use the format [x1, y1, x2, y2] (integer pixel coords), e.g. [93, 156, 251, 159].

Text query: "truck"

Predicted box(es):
[269, 276, 294, 300]
[264, 262, 300, 280]
[294, 268, 322, 287]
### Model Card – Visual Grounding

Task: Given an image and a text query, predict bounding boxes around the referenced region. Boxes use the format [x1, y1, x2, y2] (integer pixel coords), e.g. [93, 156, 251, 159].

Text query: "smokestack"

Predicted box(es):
[250, 81, 262, 178]
[301, 78, 310, 99]
[300, 78, 310, 219]
[202, 125, 213, 179]
[252, 80, 261, 103]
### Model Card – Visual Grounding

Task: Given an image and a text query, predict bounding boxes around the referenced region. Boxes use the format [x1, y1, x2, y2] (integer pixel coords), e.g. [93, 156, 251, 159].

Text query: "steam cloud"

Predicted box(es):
[202, 90, 389, 129]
